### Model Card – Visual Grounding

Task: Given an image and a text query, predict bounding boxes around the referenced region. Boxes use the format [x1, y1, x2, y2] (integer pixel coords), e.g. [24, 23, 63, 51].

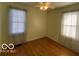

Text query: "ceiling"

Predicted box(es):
[23, 2, 76, 9]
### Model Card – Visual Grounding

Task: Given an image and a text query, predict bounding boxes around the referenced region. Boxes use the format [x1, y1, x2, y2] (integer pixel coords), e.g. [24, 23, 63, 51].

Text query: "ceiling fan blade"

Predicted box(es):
[35, 5, 42, 7]
[43, 2, 56, 9]
[34, 2, 55, 10]
[39, 2, 49, 6]
[39, 2, 44, 5]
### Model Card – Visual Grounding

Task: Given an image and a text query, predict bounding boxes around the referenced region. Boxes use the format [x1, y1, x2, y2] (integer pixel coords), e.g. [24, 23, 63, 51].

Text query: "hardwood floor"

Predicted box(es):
[1, 37, 79, 56]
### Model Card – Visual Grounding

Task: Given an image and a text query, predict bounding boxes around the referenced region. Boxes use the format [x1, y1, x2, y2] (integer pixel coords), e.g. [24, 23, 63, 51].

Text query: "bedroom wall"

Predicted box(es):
[0, 2, 46, 46]
[46, 3, 79, 52]
[0, 3, 9, 48]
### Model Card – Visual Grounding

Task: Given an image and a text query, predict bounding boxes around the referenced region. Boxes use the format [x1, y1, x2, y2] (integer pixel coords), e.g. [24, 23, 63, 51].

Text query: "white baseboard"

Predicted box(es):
[25, 36, 45, 42]
[47, 35, 59, 42]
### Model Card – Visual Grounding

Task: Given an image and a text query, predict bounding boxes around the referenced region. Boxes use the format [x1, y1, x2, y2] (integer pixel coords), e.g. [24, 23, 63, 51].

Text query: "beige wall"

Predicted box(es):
[0, 3, 9, 46]
[46, 3, 79, 52]
[0, 2, 46, 46]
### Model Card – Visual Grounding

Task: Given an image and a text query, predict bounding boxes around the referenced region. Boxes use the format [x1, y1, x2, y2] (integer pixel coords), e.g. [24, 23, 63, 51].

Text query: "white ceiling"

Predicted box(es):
[50, 2, 76, 8]
[23, 2, 76, 9]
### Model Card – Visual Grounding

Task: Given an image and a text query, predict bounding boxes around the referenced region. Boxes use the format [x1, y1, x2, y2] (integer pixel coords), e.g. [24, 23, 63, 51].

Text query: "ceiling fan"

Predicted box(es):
[35, 2, 54, 11]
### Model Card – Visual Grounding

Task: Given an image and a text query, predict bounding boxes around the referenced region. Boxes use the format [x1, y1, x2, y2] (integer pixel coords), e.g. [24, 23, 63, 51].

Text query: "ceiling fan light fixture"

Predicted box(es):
[40, 6, 43, 10]
[44, 6, 48, 10]
[40, 6, 48, 11]
[39, 2, 48, 11]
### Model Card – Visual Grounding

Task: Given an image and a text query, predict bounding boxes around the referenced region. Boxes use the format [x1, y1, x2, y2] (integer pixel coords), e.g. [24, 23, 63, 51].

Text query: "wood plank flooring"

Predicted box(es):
[1, 37, 79, 56]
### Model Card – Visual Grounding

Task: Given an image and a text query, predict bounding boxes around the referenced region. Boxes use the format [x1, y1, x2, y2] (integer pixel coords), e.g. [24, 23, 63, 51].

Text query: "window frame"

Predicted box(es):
[9, 6, 27, 35]
[61, 11, 78, 39]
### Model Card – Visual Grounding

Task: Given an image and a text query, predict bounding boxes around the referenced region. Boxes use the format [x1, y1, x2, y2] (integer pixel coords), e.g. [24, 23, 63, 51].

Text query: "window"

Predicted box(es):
[62, 11, 79, 39]
[9, 8, 26, 34]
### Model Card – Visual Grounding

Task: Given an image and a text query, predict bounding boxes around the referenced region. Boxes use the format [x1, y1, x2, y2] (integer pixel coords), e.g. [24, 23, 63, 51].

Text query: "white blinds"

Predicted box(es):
[62, 11, 79, 39]
[9, 9, 26, 34]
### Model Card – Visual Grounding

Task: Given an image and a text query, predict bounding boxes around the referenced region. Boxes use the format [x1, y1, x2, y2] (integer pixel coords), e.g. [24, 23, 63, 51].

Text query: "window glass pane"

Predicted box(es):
[18, 23, 24, 33]
[11, 23, 18, 34]
[63, 26, 71, 37]
[17, 10, 26, 23]
[62, 26, 76, 38]
[63, 12, 78, 26]
[71, 12, 77, 26]
[63, 13, 72, 25]
[71, 26, 76, 38]
[10, 9, 18, 22]
[10, 9, 25, 22]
